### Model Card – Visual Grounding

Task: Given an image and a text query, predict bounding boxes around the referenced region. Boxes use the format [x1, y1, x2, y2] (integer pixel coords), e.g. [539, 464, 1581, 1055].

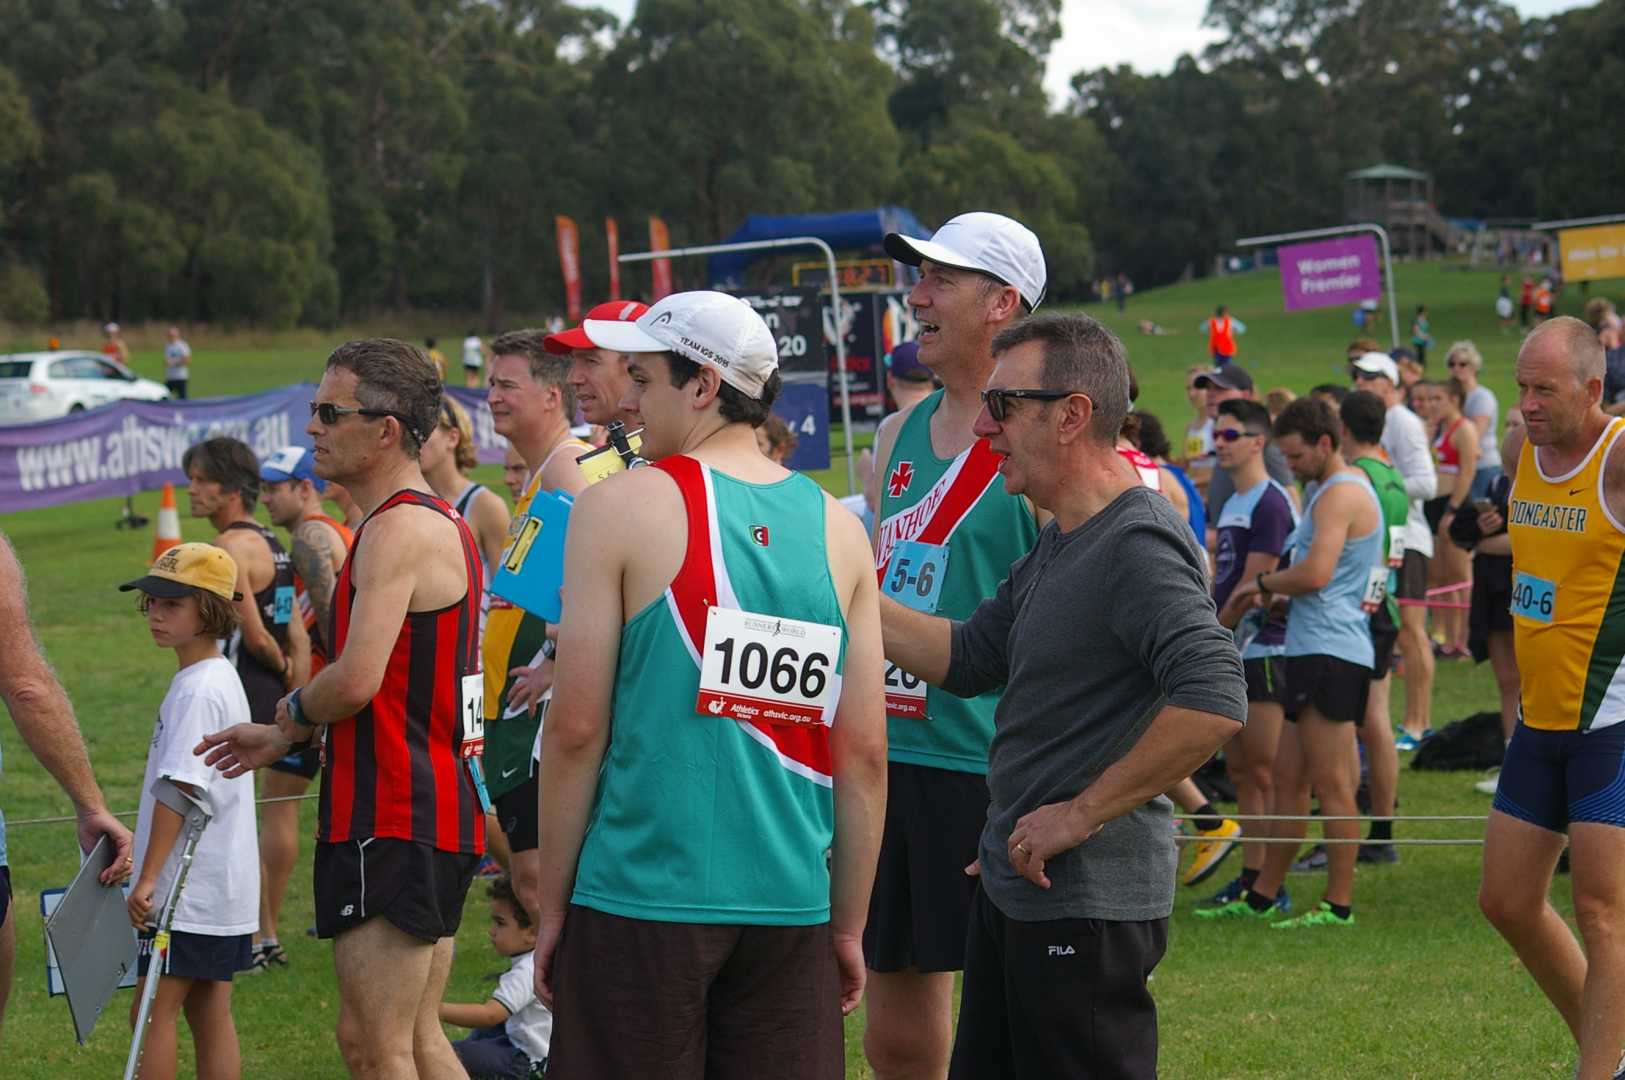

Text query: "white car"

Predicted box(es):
[0, 350, 170, 424]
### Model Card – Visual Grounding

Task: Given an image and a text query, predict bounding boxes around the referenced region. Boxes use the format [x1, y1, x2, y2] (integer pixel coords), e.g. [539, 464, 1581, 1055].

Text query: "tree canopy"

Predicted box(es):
[0, 0, 1617, 325]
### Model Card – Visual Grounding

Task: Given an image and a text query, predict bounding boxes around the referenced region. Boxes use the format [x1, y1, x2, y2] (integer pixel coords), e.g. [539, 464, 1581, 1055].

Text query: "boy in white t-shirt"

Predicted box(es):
[120, 543, 261, 1080]
[440, 874, 551, 1078]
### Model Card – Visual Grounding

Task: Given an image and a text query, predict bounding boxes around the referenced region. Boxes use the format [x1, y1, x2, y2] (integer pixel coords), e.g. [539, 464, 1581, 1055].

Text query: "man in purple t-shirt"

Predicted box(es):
[1207, 398, 1299, 909]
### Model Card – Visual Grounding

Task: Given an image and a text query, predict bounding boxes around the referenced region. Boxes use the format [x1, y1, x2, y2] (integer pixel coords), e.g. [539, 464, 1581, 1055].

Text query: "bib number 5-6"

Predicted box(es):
[697, 606, 840, 726]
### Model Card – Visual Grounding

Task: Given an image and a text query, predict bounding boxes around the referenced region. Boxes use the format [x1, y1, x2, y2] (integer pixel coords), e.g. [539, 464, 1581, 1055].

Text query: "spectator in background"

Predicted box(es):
[1201, 305, 1244, 365]
[424, 337, 448, 382]
[1347, 338, 1382, 364]
[1180, 365, 1216, 497]
[1534, 278, 1555, 323]
[463, 328, 488, 389]
[1392, 345, 1425, 406]
[1351, 351, 1438, 750]
[164, 326, 192, 400]
[1114, 271, 1133, 312]
[884, 340, 936, 414]
[1311, 383, 1350, 410]
[756, 413, 799, 465]
[1265, 387, 1296, 423]
[1411, 305, 1435, 366]
[1519, 275, 1535, 327]
[1496, 276, 1515, 332]
[1197, 365, 1297, 530]
[502, 445, 528, 502]
[1443, 340, 1502, 499]
[102, 322, 130, 366]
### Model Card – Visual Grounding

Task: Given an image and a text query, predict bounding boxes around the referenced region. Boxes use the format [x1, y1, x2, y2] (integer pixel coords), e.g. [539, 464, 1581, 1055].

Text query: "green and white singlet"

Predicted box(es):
[571, 455, 848, 925]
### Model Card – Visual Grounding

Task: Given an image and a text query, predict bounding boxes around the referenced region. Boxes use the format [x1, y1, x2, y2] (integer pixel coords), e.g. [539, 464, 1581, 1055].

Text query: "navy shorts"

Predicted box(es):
[1493, 722, 1625, 833]
[137, 929, 253, 982]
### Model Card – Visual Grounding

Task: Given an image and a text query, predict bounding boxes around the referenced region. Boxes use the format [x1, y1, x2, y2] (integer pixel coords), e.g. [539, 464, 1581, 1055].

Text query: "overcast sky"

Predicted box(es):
[591, 0, 1592, 101]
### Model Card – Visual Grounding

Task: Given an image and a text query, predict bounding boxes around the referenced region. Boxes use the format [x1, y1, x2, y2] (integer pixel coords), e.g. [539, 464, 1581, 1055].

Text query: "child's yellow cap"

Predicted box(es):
[119, 542, 241, 602]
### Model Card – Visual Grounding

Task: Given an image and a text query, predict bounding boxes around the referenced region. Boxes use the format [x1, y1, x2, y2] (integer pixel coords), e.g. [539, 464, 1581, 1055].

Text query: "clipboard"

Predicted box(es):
[43, 836, 138, 1044]
[489, 489, 574, 623]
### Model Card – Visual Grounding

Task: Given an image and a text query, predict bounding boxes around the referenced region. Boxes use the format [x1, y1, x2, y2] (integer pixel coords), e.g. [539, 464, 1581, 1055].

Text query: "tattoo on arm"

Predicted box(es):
[292, 523, 338, 634]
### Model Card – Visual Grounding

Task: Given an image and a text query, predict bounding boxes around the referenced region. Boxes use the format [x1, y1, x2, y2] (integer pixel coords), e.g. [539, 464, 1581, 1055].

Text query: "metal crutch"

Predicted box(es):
[123, 781, 212, 1080]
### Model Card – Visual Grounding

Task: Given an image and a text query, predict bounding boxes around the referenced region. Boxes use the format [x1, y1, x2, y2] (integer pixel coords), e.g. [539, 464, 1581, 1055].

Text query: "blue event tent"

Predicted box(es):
[706, 206, 930, 285]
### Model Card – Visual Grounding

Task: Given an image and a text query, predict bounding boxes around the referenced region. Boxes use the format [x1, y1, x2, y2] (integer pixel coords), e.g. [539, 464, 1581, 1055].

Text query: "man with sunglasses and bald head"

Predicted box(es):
[861, 212, 1047, 1080]
[199, 338, 487, 1080]
[882, 312, 1245, 1076]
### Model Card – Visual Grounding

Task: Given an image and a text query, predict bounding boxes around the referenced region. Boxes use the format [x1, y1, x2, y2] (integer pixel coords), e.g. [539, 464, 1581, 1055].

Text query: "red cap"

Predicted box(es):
[543, 300, 651, 355]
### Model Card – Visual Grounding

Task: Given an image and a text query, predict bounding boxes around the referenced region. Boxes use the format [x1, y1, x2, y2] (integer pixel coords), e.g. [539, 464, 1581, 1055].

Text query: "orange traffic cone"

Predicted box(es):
[151, 482, 182, 561]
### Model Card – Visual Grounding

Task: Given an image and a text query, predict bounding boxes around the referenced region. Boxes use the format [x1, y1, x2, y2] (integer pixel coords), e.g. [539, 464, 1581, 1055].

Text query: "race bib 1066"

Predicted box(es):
[697, 607, 841, 726]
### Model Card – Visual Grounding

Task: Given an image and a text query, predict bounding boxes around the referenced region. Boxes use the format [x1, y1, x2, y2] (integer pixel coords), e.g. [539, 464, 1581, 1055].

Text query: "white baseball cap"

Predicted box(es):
[1351, 351, 1400, 384]
[579, 291, 779, 399]
[884, 212, 1047, 311]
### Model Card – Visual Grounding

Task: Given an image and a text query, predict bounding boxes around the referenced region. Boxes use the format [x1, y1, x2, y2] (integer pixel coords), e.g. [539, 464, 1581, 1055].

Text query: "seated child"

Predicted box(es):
[121, 543, 260, 1080]
[440, 874, 551, 1078]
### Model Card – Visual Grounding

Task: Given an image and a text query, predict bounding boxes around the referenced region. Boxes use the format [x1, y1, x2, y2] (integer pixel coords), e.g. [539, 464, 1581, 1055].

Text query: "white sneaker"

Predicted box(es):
[1474, 770, 1500, 796]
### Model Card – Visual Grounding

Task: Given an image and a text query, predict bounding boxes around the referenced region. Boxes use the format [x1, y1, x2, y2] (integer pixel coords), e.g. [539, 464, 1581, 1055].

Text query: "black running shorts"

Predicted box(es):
[1369, 602, 1401, 681]
[863, 761, 989, 974]
[1283, 654, 1371, 725]
[548, 905, 842, 1080]
[313, 838, 479, 942]
[494, 774, 540, 853]
[1243, 656, 1287, 706]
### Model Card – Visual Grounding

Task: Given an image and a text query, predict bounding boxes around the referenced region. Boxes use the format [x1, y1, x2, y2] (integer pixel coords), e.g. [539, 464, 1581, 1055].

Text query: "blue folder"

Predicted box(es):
[489, 488, 574, 623]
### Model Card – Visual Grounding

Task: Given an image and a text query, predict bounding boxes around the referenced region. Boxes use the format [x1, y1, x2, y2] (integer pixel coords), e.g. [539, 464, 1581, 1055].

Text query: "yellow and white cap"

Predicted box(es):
[119, 542, 241, 601]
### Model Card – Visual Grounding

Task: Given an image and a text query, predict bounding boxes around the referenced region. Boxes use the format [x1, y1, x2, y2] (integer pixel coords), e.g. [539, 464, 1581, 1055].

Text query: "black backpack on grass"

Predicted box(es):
[1410, 711, 1505, 771]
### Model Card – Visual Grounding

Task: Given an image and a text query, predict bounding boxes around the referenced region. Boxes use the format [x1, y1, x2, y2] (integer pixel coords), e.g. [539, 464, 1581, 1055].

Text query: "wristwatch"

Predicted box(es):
[541, 639, 557, 661]
[1257, 572, 1272, 596]
[286, 687, 314, 728]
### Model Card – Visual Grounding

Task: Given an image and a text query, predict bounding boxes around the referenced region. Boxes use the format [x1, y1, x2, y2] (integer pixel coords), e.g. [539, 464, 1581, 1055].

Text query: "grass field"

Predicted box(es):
[3, 261, 1621, 1076]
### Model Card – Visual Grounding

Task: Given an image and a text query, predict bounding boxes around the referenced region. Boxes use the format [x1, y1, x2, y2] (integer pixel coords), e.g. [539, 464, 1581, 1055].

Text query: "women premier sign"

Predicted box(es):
[1277, 235, 1381, 312]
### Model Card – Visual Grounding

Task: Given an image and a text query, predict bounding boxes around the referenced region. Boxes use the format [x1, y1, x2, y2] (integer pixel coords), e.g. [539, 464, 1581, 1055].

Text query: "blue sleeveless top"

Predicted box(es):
[1283, 471, 1384, 668]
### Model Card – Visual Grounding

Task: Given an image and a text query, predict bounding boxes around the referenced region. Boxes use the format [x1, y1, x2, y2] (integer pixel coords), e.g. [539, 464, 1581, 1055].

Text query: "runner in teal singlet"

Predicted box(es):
[865, 212, 1047, 1079]
[534, 292, 886, 1079]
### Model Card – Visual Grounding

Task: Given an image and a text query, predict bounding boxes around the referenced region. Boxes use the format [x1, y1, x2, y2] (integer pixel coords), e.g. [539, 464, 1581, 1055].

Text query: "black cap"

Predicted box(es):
[1193, 366, 1254, 393]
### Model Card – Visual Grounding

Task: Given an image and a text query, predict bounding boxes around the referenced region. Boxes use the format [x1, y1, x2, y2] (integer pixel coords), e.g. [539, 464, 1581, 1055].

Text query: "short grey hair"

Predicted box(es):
[1526, 315, 1605, 383]
[990, 314, 1130, 444]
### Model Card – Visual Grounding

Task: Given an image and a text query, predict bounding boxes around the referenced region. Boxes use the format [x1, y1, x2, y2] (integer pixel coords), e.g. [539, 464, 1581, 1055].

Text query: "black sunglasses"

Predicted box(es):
[309, 401, 424, 444]
[1214, 427, 1266, 443]
[980, 388, 1085, 422]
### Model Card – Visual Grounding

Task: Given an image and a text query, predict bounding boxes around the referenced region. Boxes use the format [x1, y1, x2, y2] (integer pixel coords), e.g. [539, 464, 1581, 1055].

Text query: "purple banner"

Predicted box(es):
[1277, 236, 1381, 312]
[1, 384, 511, 514]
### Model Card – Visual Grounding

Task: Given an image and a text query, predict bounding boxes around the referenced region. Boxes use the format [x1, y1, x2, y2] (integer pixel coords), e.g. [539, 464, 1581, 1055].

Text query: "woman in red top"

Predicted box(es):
[1423, 379, 1480, 655]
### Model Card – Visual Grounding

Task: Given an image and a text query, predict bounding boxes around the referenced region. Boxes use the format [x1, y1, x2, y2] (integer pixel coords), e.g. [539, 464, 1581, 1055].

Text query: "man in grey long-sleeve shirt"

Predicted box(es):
[1352, 350, 1438, 742]
[881, 314, 1246, 1080]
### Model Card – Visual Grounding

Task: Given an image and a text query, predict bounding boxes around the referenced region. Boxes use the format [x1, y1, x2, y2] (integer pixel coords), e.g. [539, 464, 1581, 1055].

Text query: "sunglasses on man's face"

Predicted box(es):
[1214, 427, 1264, 443]
[309, 401, 424, 443]
[980, 387, 1087, 423]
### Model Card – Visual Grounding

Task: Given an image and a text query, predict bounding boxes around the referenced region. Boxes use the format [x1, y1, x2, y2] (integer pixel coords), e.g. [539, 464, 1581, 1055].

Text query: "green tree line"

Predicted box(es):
[0, 0, 1618, 327]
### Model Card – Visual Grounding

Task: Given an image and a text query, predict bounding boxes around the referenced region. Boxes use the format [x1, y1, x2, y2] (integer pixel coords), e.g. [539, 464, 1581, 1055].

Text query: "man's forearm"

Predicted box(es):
[878, 594, 952, 685]
[828, 748, 886, 939]
[6, 672, 107, 813]
[1075, 705, 1242, 827]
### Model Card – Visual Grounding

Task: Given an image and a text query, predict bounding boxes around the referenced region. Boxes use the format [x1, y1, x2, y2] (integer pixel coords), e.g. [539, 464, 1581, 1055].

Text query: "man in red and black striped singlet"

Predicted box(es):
[197, 338, 485, 1079]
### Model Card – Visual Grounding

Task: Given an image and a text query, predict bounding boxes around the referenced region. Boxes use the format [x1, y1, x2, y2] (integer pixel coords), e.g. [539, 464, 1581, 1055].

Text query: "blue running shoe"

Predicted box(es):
[1205, 875, 1246, 905]
[1274, 887, 1292, 914]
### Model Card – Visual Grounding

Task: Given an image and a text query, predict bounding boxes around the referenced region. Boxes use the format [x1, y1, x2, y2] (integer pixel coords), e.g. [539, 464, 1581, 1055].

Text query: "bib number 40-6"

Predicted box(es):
[697, 606, 840, 726]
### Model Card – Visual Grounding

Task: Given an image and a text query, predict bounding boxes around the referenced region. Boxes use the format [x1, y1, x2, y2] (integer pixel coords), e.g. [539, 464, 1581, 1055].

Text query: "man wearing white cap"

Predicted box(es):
[862, 211, 1047, 1079]
[1352, 351, 1438, 748]
[532, 291, 886, 1079]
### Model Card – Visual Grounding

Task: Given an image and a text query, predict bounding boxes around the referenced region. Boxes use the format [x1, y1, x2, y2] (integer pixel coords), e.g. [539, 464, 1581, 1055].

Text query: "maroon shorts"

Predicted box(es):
[548, 904, 843, 1080]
